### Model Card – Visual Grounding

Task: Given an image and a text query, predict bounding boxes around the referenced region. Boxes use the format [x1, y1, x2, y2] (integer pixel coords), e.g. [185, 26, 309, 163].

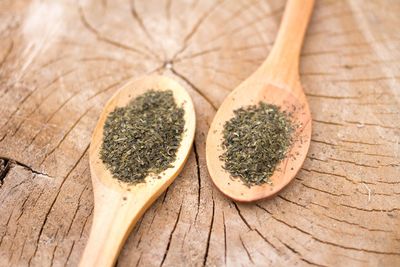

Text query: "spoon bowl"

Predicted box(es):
[207, 81, 311, 202]
[206, 0, 314, 202]
[80, 75, 195, 267]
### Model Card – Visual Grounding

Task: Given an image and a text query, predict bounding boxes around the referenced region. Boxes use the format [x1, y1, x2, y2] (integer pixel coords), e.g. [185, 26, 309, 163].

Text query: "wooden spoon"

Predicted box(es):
[206, 0, 314, 202]
[80, 75, 196, 267]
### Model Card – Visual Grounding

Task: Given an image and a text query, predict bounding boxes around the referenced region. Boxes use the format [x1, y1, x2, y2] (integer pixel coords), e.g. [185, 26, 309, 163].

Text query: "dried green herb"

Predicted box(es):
[100, 90, 185, 183]
[220, 102, 294, 186]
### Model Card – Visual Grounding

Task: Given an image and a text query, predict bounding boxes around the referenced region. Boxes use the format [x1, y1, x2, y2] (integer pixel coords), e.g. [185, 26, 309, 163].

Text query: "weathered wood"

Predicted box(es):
[0, 0, 399, 266]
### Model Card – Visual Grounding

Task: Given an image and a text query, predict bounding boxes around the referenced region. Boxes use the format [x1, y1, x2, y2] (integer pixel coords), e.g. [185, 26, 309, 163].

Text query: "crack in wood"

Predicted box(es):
[170, 66, 217, 110]
[345, 120, 400, 131]
[233, 202, 280, 253]
[29, 54, 73, 75]
[278, 195, 307, 208]
[205, 6, 283, 49]
[78, 4, 155, 60]
[159, 202, 183, 267]
[310, 201, 329, 210]
[374, 180, 400, 185]
[130, 0, 153, 42]
[0, 158, 11, 184]
[49, 236, 59, 267]
[2, 180, 30, 204]
[299, 182, 350, 197]
[278, 238, 328, 267]
[202, 192, 215, 267]
[10, 68, 77, 137]
[39, 106, 93, 166]
[301, 167, 358, 185]
[277, 191, 395, 234]
[27, 144, 89, 264]
[0, 86, 41, 132]
[200, 64, 241, 80]
[255, 204, 400, 256]
[161, 187, 169, 204]
[340, 139, 382, 146]
[28, 191, 61, 266]
[32, 187, 46, 209]
[193, 142, 201, 222]
[313, 119, 344, 127]
[0, 133, 7, 143]
[254, 228, 279, 252]
[239, 235, 254, 264]
[0, 40, 13, 69]
[65, 185, 88, 237]
[0, 209, 14, 252]
[79, 205, 93, 239]
[232, 202, 251, 230]
[132, 221, 145, 250]
[15, 194, 31, 223]
[17, 239, 27, 263]
[306, 155, 327, 162]
[172, 0, 226, 60]
[339, 203, 400, 213]
[321, 212, 392, 233]
[22, 90, 82, 154]
[222, 211, 227, 265]
[145, 206, 160, 236]
[87, 75, 134, 100]
[135, 252, 143, 267]
[306, 93, 359, 100]
[310, 138, 338, 147]
[0, 157, 51, 179]
[332, 76, 400, 84]
[65, 240, 75, 265]
[175, 41, 270, 63]
[174, 46, 222, 62]
[78, 56, 134, 66]
[328, 157, 379, 169]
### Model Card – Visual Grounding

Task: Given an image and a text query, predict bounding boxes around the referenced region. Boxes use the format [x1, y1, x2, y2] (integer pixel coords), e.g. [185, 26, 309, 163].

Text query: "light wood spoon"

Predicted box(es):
[206, 0, 314, 202]
[80, 75, 196, 267]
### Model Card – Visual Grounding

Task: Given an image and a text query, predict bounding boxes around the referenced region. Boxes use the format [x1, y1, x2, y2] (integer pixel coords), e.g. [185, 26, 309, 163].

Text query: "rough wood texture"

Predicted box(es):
[0, 0, 399, 266]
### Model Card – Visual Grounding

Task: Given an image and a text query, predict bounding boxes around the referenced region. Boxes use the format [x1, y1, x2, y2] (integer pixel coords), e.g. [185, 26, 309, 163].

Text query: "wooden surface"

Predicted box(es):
[0, 0, 399, 266]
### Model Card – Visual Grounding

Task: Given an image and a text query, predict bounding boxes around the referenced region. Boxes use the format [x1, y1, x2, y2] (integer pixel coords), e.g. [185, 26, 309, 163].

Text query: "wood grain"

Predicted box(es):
[0, 0, 399, 266]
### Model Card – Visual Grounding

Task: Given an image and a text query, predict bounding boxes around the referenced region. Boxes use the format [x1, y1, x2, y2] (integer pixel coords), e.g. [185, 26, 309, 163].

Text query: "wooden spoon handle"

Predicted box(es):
[79, 183, 144, 267]
[261, 0, 314, 89]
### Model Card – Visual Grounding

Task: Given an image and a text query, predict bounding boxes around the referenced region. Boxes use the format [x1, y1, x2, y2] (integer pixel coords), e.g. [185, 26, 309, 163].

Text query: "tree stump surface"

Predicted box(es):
[0, 0, 399, 266]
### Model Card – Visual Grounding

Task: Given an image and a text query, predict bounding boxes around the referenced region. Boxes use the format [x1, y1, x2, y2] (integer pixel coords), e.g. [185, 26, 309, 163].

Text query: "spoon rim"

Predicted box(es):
[206, 84, 312, 202]
[89, 75, 196, 193]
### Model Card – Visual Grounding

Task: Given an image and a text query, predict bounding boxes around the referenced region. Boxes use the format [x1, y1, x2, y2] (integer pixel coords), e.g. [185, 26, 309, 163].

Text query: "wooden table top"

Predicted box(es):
[0, 0, 399, 266]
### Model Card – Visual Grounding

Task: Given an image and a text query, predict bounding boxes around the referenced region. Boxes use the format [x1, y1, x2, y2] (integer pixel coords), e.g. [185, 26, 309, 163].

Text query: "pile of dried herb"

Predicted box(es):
[220, 102, 294, 186]
[100, 90, 185, 183]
